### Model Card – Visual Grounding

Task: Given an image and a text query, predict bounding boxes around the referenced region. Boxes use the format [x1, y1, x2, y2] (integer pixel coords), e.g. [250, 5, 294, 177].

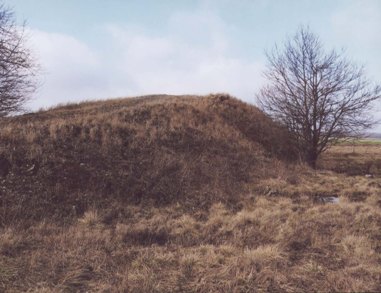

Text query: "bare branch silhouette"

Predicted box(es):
[257, 27, 381, 167]
[0, 4, 37, 117]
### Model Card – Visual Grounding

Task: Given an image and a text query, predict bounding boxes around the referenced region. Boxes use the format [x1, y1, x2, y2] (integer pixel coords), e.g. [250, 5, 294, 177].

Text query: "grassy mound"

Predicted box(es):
[0, 94, 296, 225]
[1, 95, 381, 292]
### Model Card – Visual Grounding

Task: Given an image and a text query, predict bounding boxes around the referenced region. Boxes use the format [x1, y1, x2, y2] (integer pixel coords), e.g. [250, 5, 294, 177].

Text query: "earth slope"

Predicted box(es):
[0, 94, 296, 225]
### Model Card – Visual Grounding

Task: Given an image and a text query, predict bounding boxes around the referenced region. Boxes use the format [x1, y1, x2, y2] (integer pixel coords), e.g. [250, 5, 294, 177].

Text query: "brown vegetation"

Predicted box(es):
[257, 27, 381, 168]
[0, 94, 296, 226]
[0, 167, 380, 292]
[318, 142, 381, 176]
[0, 94, 380, 292]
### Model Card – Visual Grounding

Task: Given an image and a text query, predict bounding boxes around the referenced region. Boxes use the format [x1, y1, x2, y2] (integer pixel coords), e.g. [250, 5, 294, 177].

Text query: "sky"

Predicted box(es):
[5, 0, 381, 117]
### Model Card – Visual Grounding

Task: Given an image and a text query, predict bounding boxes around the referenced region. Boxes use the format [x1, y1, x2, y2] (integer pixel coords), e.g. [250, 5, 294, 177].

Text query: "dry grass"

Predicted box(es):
[0, 94, 296, 226]
[0, 171, 380, 292]
[318, 143, 381, 175]
[0, 95, 380, 291]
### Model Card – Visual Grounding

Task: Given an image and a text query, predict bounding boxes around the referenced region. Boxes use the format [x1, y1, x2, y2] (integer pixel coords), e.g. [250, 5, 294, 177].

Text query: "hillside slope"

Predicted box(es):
[1, 95, 381, 292]
[0, 94, 296, 225]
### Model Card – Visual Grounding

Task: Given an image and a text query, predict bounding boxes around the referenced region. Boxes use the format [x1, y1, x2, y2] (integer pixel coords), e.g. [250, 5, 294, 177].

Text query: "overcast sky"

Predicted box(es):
[6, 0, 381, 117]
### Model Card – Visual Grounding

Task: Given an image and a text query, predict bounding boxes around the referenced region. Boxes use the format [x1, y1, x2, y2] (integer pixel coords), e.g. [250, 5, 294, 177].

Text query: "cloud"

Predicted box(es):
[25, 10, 265, 111]
[105, 14, 264, 99]
[27, 29, 108, 109]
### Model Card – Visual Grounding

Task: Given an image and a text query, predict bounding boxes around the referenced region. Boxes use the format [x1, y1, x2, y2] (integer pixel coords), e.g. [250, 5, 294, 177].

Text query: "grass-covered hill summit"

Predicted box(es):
[0, 94, 296, 225]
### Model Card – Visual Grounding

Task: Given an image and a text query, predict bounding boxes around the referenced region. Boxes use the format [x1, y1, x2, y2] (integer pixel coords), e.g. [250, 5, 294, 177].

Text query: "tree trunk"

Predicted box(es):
[306, 151, 318, 169]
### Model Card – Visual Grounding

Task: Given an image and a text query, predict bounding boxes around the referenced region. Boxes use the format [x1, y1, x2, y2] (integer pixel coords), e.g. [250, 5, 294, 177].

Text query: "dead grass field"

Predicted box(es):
[1, 166, 380, 292]
[0, 95, 380, 292]
[318, 142, 381, 176]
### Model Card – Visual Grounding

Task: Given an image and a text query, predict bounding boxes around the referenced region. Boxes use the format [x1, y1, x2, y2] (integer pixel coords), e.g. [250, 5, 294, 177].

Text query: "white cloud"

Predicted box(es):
[105, 14, 264, 100]
[25, 10, 265, 111]
[27, 29, 109, 109]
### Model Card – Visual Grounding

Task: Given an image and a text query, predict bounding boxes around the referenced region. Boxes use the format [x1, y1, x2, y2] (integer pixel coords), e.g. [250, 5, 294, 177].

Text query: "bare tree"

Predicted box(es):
[0, 4, 37, 117]
[257, 27, 381, 168]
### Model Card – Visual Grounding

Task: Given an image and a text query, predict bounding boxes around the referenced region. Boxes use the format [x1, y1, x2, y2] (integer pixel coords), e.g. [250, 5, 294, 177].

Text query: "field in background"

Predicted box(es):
[318, 139, 381, 176]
